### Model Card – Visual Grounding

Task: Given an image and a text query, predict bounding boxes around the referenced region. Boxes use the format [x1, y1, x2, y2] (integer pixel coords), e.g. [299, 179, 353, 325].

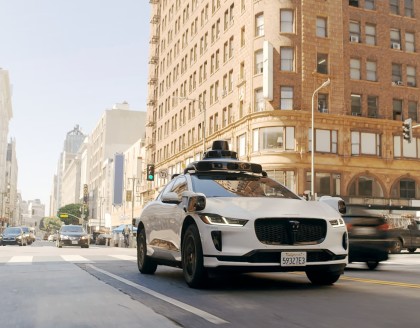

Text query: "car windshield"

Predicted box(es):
[61, 226, 84, 233]
[4, 227, 21, 234]
[191, 174, 300, 199]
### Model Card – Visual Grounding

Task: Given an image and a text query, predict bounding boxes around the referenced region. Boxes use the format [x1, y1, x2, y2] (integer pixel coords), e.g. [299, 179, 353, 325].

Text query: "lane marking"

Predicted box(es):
[340, 276, 420, 289]
[87, 264, 229, 325]
[7, 256, 33, 264]
[61, 255, 90, 262]
[110, 255, 137, 261]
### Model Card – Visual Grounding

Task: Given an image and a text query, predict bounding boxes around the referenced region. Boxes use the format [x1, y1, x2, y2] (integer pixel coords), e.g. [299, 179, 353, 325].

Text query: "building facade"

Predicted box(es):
[86, 102, 146, 229]
[145, 0, 420, 212]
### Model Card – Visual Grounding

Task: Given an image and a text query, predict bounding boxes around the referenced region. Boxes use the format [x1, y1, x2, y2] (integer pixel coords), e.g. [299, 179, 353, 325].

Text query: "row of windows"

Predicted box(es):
[349, 0, 415, 19]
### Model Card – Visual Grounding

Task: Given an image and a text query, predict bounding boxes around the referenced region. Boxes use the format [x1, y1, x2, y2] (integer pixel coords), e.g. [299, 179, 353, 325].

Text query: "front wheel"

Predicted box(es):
[390, 239, 402, 254]
[137, 228, 157, 274]
[306, 270, 341, 285]
[182, 224, 208, 288]
[366, 261, 379, 270]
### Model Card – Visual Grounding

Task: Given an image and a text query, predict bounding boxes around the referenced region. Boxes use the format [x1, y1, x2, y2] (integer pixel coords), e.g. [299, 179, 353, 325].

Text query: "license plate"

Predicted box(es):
[353, 227, 376, 235]
[281, 252, 306, 266]
[71, 241, 78, 245]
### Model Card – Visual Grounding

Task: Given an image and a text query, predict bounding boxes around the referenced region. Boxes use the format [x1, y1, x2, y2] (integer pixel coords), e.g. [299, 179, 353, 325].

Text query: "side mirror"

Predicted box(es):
[161, 192, 181, 204]
[181, 192, 206, 212]
[337, 200, 346, 214]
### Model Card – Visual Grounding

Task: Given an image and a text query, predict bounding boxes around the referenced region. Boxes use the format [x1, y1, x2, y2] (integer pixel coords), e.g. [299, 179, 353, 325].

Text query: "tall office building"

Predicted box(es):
[146, 0, 420, 209]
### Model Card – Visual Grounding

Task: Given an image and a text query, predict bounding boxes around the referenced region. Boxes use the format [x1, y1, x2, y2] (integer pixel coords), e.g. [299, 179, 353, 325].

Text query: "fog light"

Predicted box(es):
[342, 231, 348, 250]
[211, 231, 222, 251]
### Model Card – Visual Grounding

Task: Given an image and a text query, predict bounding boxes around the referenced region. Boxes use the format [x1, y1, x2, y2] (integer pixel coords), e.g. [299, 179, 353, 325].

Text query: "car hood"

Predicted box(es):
[60, 232, 86, 237]
[203, 197, 340, 220]
[2, 233, 21, 238]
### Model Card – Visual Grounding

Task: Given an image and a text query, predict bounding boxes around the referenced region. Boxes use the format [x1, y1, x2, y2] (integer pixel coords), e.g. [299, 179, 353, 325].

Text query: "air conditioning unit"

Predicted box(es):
[350, 35, 359, 43]
[392, 43, 401, 50]
[396, 81, 404, 86]
[407, 81, 416, 87]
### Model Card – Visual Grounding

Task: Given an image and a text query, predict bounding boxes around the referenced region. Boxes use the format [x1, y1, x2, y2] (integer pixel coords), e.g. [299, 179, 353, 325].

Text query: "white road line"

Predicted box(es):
[109, 255, 136, 261]
[87, 264, 229, 325]
[61, 255, 90, 262]
[7, 256, 33, 264]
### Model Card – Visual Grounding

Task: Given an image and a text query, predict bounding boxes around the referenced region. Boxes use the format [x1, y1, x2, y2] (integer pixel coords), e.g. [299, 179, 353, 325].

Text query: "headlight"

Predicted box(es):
[80, 236, 87, 240]
[200, 214, 248, 226]
[329, 218, 346, 228]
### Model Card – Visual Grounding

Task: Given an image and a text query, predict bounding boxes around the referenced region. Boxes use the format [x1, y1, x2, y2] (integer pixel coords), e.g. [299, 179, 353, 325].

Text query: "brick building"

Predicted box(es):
[145, 0, 420, 210]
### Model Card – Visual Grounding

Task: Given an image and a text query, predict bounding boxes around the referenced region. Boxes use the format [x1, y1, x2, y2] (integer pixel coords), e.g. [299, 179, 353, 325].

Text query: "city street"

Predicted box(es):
[1, 241, 419, 328]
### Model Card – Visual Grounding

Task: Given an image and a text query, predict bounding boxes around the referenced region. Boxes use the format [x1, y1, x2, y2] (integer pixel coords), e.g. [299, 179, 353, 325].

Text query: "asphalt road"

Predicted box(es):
[1, 241, 419, 328]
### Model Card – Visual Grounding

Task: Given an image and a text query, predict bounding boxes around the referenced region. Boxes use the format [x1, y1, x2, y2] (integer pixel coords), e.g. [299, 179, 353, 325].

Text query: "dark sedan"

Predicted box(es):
[1, 227, 29, 246]
[343, 214, 393, 270]
[56, 225, 89, 248]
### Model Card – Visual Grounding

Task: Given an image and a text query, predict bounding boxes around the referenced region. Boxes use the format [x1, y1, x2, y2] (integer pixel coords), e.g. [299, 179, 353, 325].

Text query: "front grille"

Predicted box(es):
[255, 218, 327, 245]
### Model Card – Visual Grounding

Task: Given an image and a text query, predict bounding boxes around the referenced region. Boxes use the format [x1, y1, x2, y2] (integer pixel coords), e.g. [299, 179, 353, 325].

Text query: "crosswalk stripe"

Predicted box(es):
[110, 255, 136, 261]
[7, 256, 33, 264]
[61, 255, 90, 262]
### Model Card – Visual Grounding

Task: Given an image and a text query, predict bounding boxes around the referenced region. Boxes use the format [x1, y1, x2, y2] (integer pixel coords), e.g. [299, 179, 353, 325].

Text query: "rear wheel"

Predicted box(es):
[306, 270, 341, 285]
[408, 248, 417, 253]
[366, 261, 379, 270]
[137, 228, 157, 274]
[182, 224, 208, 288]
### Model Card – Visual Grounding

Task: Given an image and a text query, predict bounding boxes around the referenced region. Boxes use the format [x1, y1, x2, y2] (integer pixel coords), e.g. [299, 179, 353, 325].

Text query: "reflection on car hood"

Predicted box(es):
[2, 233, 20, 237]
[60, 232, 86, 237]
[204, 197, 340, 219]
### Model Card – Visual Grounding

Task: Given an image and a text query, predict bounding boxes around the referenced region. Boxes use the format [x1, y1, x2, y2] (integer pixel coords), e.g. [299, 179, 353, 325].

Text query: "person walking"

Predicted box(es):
[123, 225, 130, 248]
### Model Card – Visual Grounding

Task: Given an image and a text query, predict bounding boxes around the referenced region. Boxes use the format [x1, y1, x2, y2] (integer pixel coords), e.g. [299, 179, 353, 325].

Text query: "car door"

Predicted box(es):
[408, 219, 420, 247]
[147, 177, 187, 253]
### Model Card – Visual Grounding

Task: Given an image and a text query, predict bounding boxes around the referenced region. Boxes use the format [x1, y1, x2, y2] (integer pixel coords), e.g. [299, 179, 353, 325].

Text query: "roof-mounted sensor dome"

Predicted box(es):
[203, 140, 238, 160]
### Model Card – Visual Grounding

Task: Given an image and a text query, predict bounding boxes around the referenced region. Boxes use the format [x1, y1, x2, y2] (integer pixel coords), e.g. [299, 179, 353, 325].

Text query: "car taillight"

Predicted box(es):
[346, 223, 352, 231]
[378, 223, 389, 231]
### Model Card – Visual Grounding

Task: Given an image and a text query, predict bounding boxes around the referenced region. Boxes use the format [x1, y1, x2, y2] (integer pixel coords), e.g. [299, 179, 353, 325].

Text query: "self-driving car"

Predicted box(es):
[134, 141, 348, 288]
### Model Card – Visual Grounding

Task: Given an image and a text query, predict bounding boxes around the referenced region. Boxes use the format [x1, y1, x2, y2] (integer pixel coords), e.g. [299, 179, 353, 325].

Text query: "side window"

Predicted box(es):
[158, 180, 176, 200]
[171, 176, 188, 198]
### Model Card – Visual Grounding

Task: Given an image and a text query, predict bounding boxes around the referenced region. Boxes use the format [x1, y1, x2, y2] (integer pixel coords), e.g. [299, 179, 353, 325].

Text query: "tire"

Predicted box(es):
[366, 261, 379, 270]
[407, 248, 417, 253]
[306, 270, 341, 285]
[137, 228, 157, 274]
[182, 224, 208, 288]
[390, 239, 402, 254]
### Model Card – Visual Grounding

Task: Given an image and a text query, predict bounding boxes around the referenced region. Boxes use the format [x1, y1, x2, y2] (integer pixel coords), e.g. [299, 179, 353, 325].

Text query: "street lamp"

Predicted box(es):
[178, 97, 206, 152]
[311, 78, 331, 200]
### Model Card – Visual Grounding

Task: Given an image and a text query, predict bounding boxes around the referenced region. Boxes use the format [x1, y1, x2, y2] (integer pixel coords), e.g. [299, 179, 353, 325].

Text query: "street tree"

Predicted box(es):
[40, 217, 62, 234]
[57, 203, 88, 225]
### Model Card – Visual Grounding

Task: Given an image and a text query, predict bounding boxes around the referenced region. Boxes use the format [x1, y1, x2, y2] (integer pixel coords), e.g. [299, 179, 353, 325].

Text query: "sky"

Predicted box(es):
[0, 0, 150, 209]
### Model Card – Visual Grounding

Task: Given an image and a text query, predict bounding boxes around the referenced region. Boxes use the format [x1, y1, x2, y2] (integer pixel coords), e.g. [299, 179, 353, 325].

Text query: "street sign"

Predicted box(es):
[159, 169, 168, 179]
[59, 213, 68, 218]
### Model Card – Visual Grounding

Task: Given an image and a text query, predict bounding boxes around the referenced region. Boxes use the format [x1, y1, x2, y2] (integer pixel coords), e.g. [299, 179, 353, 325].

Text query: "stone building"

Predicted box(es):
[145, 0, 420, 212]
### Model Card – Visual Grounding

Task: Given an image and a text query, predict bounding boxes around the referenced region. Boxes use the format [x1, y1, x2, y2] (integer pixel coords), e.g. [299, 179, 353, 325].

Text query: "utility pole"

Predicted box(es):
[127, 176, 141, 247]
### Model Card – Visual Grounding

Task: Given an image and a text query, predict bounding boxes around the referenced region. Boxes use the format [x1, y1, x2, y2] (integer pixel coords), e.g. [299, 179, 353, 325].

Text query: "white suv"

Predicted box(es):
[134, 141, 348, 288]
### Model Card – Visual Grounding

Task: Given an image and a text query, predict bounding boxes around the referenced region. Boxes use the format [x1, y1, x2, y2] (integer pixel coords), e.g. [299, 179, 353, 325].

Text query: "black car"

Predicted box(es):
[343, 214, 393, 270]
[56, 225, 89, 248]
[1, 227, 29, 246]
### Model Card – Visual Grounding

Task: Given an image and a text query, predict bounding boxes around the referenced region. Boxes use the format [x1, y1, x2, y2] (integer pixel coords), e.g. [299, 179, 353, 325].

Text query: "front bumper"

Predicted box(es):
[59, 238, 89, 247]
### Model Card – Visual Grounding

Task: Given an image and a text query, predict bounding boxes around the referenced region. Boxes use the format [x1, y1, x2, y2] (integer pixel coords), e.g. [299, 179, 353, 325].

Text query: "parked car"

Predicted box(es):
[1, 227, 29, 246]
[56, 225, 89, 248]
[95, 233, 112, 245]
[20, 226, 35, 245]
[387, 217, 420, 253]
[134, 140, 348, 288]
[343, 213, 393, 270]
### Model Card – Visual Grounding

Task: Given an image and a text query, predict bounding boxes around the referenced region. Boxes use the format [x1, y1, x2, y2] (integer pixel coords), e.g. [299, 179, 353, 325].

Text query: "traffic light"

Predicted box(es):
[147, 164, 155, 181]
[402, 118, 412, 143]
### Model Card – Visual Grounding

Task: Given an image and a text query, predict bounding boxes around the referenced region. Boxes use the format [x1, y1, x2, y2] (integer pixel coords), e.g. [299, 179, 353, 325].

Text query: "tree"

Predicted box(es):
[57, 203, 88, 225]
[40, 217, 62, 234]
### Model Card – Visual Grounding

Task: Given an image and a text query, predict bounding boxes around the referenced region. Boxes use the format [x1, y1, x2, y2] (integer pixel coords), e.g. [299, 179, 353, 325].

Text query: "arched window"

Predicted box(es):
[348, 175, 384, 197]
[391, 178, 418, 199]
